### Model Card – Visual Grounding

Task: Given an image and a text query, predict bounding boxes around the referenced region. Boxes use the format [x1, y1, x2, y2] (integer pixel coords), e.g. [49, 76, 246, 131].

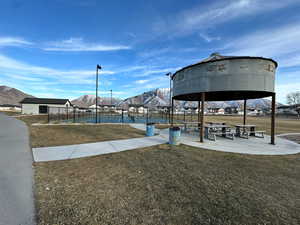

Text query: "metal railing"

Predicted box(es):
[47, 107, 175, 124]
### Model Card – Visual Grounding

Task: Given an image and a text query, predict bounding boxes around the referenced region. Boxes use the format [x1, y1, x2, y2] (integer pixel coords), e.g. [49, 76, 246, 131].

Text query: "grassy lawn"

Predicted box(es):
[155, 124, 171, 129]
[14, 115, 145, 147]
[0, 110, 21, 116]
[35, 144, 300, 225]
[17, 114, 48, 125]
[30, 124, 145, 147]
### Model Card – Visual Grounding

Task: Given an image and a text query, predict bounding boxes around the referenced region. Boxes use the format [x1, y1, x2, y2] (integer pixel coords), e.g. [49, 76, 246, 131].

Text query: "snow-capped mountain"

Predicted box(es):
[71, 95, 121, 108]
[118, 88, 279, 110]
[118, 88, 170, 108]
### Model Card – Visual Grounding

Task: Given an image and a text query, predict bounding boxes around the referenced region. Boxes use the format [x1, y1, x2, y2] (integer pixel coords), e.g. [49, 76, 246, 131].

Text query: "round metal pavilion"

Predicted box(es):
[171, 53, 278, 144]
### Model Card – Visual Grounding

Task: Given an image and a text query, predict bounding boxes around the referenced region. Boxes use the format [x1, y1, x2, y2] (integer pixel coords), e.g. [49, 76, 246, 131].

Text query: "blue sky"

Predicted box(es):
[0, 0, 300, 103]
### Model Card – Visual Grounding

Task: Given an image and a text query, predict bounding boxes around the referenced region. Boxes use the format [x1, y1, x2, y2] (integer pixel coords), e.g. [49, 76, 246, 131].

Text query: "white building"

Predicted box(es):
[128, 104, 147, 114]
[277, 105, 300, 116]
[0, 104, 21, 111]
[20, 98, 72, 114]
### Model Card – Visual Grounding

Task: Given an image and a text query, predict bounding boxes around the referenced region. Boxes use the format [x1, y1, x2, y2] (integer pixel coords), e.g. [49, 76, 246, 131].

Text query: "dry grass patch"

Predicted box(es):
[35, 144, 300, 225]
[17, 114, 48, 125]
[0, 110, 21, 116]
[15, 115, 145, 147]
[155, 124, 171, 129]
[30, 124, 145, 147]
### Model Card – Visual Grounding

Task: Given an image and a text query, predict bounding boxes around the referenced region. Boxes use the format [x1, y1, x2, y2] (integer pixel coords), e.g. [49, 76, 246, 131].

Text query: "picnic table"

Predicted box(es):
[182, 121, 201, 132]
[205, 124, 234, 140]
[235, 124, 256, 137]
[235, 124, 265, 138]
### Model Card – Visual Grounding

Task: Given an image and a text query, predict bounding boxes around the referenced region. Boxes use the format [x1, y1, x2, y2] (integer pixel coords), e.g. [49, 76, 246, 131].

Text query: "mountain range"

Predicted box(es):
[0, 85, 278, 109]
[71, 95, 121, 108]
[116, 88, 275, 110]
[0, 86, 34, 106]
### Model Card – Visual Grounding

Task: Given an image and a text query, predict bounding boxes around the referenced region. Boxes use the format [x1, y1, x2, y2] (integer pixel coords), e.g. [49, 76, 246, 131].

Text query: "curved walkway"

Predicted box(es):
[0, 113, 36, 225]
[33, 135, 166, 162]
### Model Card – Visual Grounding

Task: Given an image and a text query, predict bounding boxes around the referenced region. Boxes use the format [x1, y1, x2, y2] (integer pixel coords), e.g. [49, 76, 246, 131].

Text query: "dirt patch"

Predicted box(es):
[35, 144, 300, 225]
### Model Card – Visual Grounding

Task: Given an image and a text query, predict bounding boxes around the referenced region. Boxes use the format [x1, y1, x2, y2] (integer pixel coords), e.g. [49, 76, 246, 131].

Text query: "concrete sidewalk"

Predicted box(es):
[0, 113, 36, 225]
[33, 135, 167, 162]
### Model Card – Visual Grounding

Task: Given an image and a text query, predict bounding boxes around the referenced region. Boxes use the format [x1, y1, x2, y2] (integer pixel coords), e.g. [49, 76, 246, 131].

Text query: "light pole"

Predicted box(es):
[166, 72, 173, 124]
[110, 89, 112, 106]
[96, 64, 102, 123]
[110, 89, 113, 117]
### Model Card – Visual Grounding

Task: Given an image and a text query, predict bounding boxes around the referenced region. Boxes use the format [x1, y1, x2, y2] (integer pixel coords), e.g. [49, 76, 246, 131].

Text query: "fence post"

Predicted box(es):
[73, 108, 75, 123]
[58, 107, 60, 122]
[66, 106, 69, 120]
[146, 108, 149, 123]
[48, 108, 50, 123]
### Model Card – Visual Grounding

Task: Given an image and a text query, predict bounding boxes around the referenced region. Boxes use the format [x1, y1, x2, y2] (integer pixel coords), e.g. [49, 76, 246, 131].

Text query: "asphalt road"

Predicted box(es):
[0, 113, 36, 225]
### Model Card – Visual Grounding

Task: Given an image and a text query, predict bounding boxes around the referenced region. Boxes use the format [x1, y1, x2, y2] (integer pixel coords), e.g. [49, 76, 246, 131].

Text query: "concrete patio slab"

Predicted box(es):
[159, 128, 300, 155]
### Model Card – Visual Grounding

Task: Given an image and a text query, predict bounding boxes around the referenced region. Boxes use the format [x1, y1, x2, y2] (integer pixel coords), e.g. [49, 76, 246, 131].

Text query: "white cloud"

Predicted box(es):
[138, 48, 171, 59]
[7, 74, 44, 81]
[43, 37, 131, 52]
[199, 33, 221, 42]
[223, 22, 300, 68]
[153, 0, 298, 37]
[133, 67, 181, 77]
[70, 90, 125, 95]
[0, 37, 33, 47]
[278, 54, 300, 68]
[181, 0, 297, 31]
[0, 53, 114, 85]
[225, 23, 300, 57]
[276, 82, 300, 103]
[135, 79, 150, 84]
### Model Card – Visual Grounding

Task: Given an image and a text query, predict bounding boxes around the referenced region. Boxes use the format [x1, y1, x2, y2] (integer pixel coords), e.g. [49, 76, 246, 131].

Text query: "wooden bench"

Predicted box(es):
[210, 131, 235, 141]
[239, 131, 249, 139]
[254, 130, 265, 138]
[240, 130, 265, 139]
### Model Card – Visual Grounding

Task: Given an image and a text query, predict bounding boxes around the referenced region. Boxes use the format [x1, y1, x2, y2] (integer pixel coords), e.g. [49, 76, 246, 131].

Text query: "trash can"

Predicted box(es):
[146, 123, 155, 136]
[169, 126, 181, 145]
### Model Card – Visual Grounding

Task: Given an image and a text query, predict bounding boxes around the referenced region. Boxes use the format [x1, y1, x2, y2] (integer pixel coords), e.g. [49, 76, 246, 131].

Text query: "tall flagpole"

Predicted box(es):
[95, 64, 101, 123]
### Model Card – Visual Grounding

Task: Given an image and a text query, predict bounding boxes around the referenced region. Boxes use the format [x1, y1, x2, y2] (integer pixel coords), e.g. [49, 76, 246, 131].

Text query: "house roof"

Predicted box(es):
[99, 104, 116, 107]
[0, 104, 20, 107]
[128, 104, 147, 108]
[277, 104, 300, 109]
[20, 97, 70, 105]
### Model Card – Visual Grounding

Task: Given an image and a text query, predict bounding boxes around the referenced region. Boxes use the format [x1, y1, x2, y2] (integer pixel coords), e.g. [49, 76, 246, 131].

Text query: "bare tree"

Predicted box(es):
[287, 91, 300, 118]
[287, 91, 300, 105]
